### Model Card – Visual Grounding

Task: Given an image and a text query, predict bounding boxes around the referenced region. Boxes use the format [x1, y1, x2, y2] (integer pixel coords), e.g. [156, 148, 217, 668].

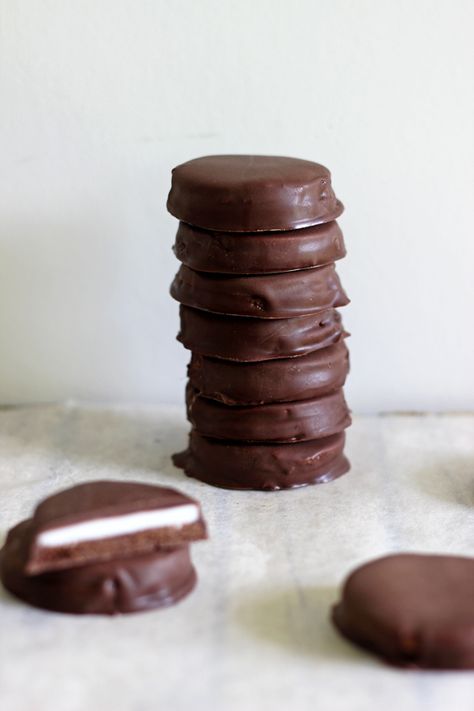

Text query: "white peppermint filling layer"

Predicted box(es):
[37, 504, 200, 548]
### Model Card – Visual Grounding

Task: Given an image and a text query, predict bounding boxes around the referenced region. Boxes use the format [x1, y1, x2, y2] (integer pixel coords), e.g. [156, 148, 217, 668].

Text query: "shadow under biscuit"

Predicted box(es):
[0, 578, 21, 609]
[234, 585, 368, 665]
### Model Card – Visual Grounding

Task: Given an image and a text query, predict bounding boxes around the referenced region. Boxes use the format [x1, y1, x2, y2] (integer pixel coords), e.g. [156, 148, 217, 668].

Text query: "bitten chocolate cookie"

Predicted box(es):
[0, 481, 207, 615]
[171, 263, 348, 318]
[174, 430, 349, 490]
[1, 521, 197, 615]
[332, 554, 474, 669]
[167, 155, 343, 232]
[173, 220, 346, 274]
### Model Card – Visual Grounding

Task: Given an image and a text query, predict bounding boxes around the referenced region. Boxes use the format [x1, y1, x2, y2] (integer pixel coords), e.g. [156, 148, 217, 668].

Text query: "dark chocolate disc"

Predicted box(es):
[188, 341, 350, 405]
[332, 554, 474, 669]
[186, 385, 351, 442]
[0, 520, 197, 615]
[171, 263, 349, 319]
[178, 305, 346, 362]
[173, 430, 349, 490]
[173, 220, 346, 274]
[167, 155, 343, 232]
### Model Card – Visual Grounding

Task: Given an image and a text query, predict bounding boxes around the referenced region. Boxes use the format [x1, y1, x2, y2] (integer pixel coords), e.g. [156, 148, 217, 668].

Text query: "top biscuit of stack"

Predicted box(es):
[167, 154, 343, 232]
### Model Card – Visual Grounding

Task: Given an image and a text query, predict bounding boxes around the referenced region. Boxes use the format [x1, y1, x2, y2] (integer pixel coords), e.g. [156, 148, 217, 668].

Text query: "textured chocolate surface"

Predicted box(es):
[188, 342, 350, 405]
[186, 385, 351, 442]
[171, 263, 349, 319]
[26, 480, 206, 574]
[173, 220, 346, 274]
[1, 520, 196, 615]
[167, 155, 343, 232]
[173, 430, 349, 490]
[332, 554, 474, 669]
[178, 305, 345, 361]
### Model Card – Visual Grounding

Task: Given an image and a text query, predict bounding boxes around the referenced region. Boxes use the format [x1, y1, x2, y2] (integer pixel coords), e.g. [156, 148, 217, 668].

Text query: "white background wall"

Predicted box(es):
[0, 0, 473, 412]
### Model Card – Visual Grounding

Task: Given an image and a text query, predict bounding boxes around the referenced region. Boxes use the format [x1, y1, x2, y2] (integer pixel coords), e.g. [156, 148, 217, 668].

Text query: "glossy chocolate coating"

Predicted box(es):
[332, 554, 474, 669]
[188, 341, 350, 405]
[173, 220, 346, 274]
[178, 305, 345, 362]
[0, 520, 197, 615]
[171, 263, 349, 319]
[173, 430, 349, 490]
[26, 480, 206, 575]
[186, 385, 351, 442]
[167, 155, 343, 232]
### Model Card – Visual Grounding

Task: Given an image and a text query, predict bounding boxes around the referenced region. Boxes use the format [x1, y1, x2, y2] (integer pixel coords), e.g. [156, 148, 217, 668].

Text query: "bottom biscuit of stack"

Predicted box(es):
[173, 430, 350, 491]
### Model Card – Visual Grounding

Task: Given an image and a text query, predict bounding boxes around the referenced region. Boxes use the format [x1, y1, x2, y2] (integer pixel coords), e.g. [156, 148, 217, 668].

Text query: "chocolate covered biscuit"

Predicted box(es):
[332, 554, 474, 669]
[188, 341, 350, 405]
[173, 220, 346, 274]
[167, 155, 343, 232]
[178, 305, 345, 362]
[174, 431, 349, 490]
[171, 263, 348, 318]
[186, 386, 351, 442]
[0, 481, 207, 615]
[1, 521, 197, 615]
[25, 480, 206, 574]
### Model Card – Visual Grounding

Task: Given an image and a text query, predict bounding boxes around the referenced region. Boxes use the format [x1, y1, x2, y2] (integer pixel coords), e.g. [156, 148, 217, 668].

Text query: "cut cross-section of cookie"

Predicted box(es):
[1, 520, 197, 615]
[25, 481, 207, 575]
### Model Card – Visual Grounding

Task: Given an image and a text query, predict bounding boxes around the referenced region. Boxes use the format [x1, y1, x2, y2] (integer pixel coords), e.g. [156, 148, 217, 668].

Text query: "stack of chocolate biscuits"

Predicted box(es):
[168, 155, 351, 490]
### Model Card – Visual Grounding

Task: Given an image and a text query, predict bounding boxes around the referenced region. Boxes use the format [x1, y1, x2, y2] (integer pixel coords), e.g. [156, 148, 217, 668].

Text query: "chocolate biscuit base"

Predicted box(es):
[332, 554, 474, 669]
[0, 520, 197, 615]
[171, 263, 349, 319]
[178, 305, 345, 361]
[167, 155, 343, 232]
[186, 385, 351, 443]
[188, 341, 350, 405]
[173, 220, 346, 274]
[174, 431, 349, 490]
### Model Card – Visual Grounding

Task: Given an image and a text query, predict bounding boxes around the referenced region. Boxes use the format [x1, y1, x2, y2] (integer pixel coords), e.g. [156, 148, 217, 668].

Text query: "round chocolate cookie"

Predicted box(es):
[188, 341, 350, 405]
[0, 520, 197, 615]
[167, 155, 343, 232]
[174, 430, 349, 490]
[178, 305, 345, 362]
[186, 385, 351, 442]
[171, 263, 349, 319]
[332, 554, 474, 669]
[173, 220, 346, 274]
